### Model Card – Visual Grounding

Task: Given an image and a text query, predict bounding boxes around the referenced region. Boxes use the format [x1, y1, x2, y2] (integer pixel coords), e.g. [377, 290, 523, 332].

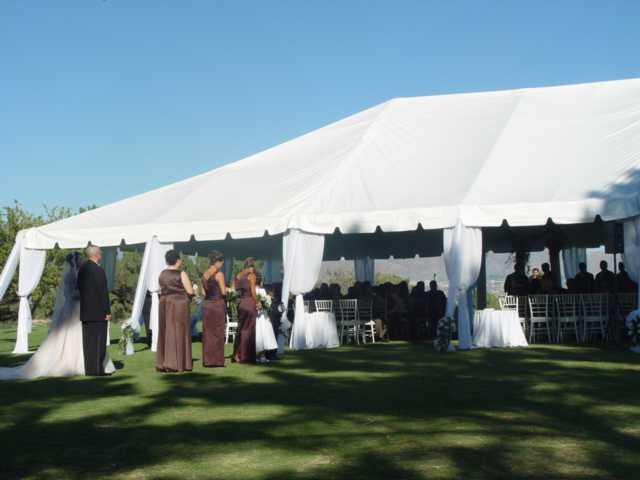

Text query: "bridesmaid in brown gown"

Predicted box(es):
[200, 250, 227, 367]
[156, 250, 195, 373]
[231, 257, 259, 364]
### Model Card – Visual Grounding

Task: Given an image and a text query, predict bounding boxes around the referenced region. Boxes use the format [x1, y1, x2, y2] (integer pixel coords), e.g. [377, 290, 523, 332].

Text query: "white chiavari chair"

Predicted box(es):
[581, 293, 608, 341]
[554, 294, 582, 342]
[528, 295, 554, 343]
[225, 302, 238, 344]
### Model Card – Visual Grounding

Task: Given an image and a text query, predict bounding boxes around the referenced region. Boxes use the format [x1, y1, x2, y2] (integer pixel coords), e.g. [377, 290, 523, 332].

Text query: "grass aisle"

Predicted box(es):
[1, 323, 640, 479]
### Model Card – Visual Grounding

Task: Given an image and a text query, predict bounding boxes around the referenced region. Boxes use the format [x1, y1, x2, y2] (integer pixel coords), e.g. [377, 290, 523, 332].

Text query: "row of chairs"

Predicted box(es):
[499, 293, 637, 343]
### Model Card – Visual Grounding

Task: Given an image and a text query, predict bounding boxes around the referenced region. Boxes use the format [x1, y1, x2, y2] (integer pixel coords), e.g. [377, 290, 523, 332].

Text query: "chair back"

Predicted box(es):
[314, 300, 333, 313]
[581, 293, 608, 319]
[338, 299, 358, 322]
[357, 300, 373, 322]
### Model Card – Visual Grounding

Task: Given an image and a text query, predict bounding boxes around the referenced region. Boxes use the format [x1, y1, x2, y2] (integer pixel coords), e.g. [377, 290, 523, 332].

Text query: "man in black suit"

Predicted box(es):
[77, 245, 112, 376]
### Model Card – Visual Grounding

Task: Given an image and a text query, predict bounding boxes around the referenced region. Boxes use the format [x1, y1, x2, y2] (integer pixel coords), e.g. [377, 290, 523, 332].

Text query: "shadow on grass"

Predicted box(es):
[1, 339, 640, 479]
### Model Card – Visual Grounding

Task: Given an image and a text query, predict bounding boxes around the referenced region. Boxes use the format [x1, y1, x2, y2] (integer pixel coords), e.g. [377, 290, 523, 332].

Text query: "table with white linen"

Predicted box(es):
[291, 312, 340, 350]
[472, 310, 528, 348]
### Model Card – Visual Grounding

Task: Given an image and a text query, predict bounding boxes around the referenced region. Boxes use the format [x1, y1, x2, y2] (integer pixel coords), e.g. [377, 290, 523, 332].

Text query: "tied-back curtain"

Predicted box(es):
[622, 217, 640, 309]
[223, 257, 234, 285]
[354, 257, 375, 284]
[562, 247, 586, 282]
[0, 230, 25, 302]
[122, 237, 173, 353]
[281, 229, 325, 350]
[14, 245, 46, 354]
[443, 219, 483, 350]
[101, 247, 117, 293]
[262, 259, 283, 285]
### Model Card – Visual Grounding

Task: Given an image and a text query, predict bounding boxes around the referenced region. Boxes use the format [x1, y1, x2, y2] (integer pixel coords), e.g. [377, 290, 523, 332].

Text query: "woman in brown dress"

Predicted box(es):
[231, 257, 259, 364]
[156, 250, 195, 373]
[200, 250, 227, 367]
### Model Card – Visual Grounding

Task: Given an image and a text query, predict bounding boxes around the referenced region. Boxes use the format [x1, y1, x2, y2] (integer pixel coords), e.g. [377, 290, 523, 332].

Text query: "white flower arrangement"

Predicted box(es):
[118, 325, 135, 355]
[225, 287, 241, 307]
[434, 315, 457, 352]
[257, 293, 272, 314]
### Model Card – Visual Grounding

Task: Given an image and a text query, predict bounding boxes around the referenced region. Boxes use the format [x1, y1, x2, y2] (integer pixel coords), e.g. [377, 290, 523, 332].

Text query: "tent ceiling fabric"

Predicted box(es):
[24, 78, 640, 251]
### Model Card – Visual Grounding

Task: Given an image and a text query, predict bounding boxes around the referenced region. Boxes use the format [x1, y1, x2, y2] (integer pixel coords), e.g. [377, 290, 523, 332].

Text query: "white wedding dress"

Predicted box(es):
[255, 288, 278, 352]
[0, 262, 115, 380]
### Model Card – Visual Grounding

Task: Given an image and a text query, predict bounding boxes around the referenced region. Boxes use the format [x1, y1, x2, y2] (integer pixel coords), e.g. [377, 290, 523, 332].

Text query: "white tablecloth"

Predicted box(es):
[291, 312, 340, 350]
[472, 310, 528, 348]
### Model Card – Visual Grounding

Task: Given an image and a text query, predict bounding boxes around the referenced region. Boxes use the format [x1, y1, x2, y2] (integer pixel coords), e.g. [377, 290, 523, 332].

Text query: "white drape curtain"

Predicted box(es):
[443, 219, 483, 350]
[223, 257, 233, 285]
[262, 259, 283, 284]
[122, 237, 172, 353]
[562, 247, 586, 283]
[622, 217, 640, 309]
[101, 247, 117, 293]
[281, 229, 325, 350]
[0, 230, 25, 302]
[354, 257, 375, 284]
[14, 245, 46, 354]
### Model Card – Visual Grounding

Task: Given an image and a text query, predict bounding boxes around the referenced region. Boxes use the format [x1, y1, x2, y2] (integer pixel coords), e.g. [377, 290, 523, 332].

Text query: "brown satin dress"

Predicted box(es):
[156, 269, 193, 372]
[201, 271, 226, 367]
[232, 273, 257, 364]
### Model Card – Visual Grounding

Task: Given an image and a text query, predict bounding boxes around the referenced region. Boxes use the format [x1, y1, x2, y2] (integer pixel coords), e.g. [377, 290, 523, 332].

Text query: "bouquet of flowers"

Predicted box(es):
[257, 293, 272, 314]
[118, 325, 135, 355]
[225, 287, 240, 307]
[434, 315, 457, 352]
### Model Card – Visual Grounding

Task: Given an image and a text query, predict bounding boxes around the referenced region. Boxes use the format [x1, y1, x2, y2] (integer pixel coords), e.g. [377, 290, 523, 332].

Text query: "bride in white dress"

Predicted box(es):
[0, 251, 115, 380]
[255, 283, 278, 361]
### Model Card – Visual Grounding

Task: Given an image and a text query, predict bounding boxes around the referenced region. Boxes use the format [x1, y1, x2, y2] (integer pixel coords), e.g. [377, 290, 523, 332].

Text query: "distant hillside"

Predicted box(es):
[320, 250, 617, 285]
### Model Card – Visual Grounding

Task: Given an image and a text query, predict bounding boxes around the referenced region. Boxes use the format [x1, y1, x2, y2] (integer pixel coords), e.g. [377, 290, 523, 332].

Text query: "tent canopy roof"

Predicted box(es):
[25, 78, 640, 253]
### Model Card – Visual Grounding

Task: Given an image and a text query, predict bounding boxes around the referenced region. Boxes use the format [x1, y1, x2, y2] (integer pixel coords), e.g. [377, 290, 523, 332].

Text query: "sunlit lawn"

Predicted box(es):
[1, 322, 639, 480]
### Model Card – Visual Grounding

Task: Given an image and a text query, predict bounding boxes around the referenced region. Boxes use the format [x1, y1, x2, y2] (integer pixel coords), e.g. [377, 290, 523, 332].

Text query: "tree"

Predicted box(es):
[0, 202, 99, 322]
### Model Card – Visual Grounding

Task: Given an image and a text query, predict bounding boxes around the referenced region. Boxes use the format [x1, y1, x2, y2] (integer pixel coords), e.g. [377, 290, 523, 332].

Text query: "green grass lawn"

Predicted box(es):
[1, 323, 639, 480]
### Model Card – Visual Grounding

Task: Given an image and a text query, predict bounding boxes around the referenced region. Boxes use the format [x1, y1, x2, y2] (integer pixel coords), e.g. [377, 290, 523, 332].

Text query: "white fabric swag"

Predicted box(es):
[0, 230, 25, 303]
[562, 247, 587, 283]
[281, 229, 325, 350]
[443, 219, 483, 350]
[14, 244, 46, 354]
[354, 257, 375, 284]
[122, 237, 173, 353]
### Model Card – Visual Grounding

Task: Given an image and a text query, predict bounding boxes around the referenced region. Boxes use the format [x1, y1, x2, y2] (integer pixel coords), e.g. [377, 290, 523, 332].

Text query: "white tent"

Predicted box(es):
[3, 78, 640, 352]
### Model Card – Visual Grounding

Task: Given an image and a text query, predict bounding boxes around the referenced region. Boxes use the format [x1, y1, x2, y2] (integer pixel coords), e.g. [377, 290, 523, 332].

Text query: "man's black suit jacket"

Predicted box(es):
[77, 260, 111, 322]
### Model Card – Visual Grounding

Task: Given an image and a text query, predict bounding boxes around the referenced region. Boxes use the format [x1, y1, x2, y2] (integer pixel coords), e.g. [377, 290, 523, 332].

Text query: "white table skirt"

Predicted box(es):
[291, 312, 340, 350]
[472, 310, 529, 348]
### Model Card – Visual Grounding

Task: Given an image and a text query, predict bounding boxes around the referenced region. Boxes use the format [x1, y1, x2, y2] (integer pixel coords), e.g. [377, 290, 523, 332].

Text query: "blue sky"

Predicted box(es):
[1, 0, 639, 216]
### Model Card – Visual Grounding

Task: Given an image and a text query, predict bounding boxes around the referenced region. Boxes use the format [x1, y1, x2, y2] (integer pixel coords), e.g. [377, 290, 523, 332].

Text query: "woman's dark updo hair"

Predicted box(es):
[208, 250, 225, 265]
[66, 251, 80, 265]
[165, 249, 181, 266]
[243, 257, 255, 269]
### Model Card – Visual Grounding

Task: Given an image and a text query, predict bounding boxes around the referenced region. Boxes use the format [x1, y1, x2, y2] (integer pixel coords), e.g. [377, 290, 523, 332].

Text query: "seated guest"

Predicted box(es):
[595, 260, 615, 293]
[504, 263, 529, 296]
[565, 278, 579, 294]
[386, 284, 406, 340]
[529, 268, 540, 281]
[410, 281, 427, 299]
[574, 262, 595, 293]
[541, 263, 557, 287]
[357, 281, 378, 301]
[617, 262, 638, 293]
[329, 283, 343, 300]
[425, 280, 447, 339]
[318, 283, 332, 300]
